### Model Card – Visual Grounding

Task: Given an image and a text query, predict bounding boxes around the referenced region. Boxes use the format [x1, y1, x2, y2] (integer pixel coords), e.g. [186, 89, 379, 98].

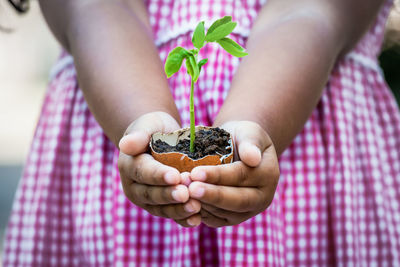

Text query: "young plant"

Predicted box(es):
[164, 16, 248, 153]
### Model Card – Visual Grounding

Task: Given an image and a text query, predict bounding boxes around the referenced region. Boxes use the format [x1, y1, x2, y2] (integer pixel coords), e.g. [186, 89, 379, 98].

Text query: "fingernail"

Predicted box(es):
[118, 135, 129, 149]
[192, 169, 206, 181]
[171, 188, 183, 202]
[187, 217, 199, 227]
[181, 172, 192, 186]
[184, 203, 195, 213]
[191, 185, 205, 198]
[165, 171, 178, 184]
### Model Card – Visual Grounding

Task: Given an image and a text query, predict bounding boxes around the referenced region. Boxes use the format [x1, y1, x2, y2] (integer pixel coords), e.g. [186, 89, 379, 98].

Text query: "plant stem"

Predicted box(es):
[190, 78, 195, 153]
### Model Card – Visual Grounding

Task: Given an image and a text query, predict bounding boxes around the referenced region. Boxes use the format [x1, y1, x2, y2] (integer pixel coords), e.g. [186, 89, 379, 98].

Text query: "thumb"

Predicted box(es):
[238, 141, 262, 167]
[229, 121, 270, 167]
[119, 131, 150, 156]
[119, 112, 180, 156]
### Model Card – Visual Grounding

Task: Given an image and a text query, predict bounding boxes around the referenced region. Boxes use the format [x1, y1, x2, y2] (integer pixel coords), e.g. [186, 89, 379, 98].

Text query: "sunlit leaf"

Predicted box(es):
[164, 47, 191, 78]
[192, 21, 205, 49]
[217, 37, 248, 57]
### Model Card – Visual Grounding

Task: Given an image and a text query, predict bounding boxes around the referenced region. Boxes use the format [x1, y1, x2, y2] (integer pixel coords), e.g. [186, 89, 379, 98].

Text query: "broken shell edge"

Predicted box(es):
[150, 126, 234, 173]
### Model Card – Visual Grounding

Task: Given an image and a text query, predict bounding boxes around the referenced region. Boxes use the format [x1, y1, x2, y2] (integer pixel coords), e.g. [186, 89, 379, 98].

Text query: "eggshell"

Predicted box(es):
[150, 126, 234, 173]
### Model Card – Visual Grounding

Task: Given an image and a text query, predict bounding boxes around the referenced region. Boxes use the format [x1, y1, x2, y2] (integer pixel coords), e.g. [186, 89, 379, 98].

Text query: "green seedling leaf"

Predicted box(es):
[206, 16, 237, 42]
[162, 16, 248, 154]
[205, 21, 237, 42]
[217, 37, 248, 57]
[192, 21, 205, 49]
[206, 16, 232, 36]
[198, 58, 208, 71]
[164, 47, 189, 78]
[185, 54, 200, 82]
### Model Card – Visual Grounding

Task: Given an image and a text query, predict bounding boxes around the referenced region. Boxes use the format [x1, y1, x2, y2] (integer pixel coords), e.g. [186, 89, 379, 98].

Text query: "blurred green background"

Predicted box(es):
[380, 46, 400, 104]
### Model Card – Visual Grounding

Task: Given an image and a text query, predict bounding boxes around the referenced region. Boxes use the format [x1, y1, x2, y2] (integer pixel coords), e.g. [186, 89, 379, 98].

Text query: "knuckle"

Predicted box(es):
[213, 188, 223, 206]
[142, 186, 152, 203]
[148, 164, 159, 185]
[147, 160, 165, 185]
[214, 169, 221, 184]
[160, 188, 171, 204]
[238, 192, 251, 212]
[238, 165, 248, 186]
[134, 164, 143, 183]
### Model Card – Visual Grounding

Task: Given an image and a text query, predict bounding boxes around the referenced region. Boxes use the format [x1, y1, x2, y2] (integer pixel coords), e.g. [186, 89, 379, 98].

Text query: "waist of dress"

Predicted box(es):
[48, 49, 382, 82]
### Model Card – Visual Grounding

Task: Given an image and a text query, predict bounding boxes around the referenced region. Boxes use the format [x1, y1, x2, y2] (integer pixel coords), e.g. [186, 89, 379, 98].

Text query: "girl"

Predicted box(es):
[4, 0, 400, 266]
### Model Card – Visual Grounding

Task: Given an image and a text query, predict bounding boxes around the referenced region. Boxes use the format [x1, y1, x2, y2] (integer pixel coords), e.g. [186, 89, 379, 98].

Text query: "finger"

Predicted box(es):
[190, 158, 276, 187]
[174, 214, 202, 228]
[119, 112, 180, 156]
[129, 183, 189, 205]
[145, 199, 201, 220]
[119, 152, 180, 185]
[189, 181, 271, 213]
[201, 203, 253, 226]
[181, 172, 192, 186]
[200, 209, 229, 228]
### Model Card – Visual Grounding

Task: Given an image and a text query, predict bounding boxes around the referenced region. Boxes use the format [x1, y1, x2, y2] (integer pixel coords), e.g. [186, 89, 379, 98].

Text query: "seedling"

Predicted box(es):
[164, 16, 248, 153]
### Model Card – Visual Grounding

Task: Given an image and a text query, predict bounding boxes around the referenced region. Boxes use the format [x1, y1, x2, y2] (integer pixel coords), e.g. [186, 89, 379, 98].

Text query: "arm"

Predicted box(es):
[39, 0, 180, 146]
[40, 1, 201, 227]
[189, 0, 386, 227]
[214, 0, 386, 155]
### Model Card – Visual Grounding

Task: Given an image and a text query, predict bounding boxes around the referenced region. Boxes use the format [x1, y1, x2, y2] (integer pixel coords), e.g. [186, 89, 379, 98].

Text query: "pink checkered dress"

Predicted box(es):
[3, 0, 400, 266]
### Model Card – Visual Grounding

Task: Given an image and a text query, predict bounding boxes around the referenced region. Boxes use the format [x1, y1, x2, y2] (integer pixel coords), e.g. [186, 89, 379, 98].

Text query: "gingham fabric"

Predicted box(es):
[3, 0, 400, 266]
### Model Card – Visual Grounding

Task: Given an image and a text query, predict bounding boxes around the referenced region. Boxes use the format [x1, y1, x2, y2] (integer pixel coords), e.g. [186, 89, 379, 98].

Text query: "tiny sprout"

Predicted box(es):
[164, 16, 248, 153]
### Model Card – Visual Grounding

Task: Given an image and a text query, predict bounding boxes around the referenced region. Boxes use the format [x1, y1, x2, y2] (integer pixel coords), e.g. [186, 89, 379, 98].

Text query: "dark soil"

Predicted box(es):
[152, 127, 232, 159]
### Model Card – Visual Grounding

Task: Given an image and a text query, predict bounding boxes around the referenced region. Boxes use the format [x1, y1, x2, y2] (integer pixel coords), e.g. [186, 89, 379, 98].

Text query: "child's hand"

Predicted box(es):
[118, 112, 202, 227]
[188, 121, 280, 227]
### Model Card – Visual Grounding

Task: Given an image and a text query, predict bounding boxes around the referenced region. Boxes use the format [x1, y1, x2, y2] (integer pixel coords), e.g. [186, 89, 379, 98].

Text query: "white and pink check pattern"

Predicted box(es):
[3, 0, 400, 266]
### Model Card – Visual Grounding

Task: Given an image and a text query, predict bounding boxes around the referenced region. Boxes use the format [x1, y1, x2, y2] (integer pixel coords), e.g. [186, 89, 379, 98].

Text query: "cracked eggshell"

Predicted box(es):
[150, 126, 234, 173]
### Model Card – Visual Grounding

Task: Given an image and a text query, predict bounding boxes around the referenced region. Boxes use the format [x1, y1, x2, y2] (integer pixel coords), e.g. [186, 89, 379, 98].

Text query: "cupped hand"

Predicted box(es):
[118, 112, 201, 227]
[188, 121, 280, 227]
